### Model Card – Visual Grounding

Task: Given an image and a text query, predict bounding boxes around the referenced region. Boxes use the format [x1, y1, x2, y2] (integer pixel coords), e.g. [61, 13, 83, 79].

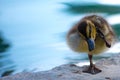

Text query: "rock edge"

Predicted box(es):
[1, 53, 120, 80]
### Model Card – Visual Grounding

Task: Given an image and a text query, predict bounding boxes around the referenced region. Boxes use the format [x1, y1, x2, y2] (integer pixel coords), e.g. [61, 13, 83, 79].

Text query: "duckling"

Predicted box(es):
[67, 15, 115, 74]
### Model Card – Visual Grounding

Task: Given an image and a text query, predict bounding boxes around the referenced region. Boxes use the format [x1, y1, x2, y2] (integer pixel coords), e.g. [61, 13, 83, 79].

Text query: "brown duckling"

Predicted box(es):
[67, 15, 115, 74]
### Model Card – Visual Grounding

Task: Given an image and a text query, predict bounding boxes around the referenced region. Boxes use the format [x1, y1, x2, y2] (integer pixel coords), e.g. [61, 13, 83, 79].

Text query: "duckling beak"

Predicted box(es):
[86, 38, 95, 51]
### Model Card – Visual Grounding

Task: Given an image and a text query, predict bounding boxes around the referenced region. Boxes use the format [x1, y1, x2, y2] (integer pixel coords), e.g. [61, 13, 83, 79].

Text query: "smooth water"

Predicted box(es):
[0, 0, 120, 76]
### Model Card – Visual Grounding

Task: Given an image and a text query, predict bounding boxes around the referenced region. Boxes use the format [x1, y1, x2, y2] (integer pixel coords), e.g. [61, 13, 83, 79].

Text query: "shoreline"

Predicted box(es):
[1, 53, 120, 80]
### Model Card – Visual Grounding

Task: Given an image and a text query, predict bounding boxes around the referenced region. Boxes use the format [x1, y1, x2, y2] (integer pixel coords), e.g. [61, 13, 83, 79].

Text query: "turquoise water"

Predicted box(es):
[0, 0, 120, 76]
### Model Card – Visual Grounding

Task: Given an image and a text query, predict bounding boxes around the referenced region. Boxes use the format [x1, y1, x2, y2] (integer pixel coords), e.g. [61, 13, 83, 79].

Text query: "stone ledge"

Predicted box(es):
[1, 53, 120, 80]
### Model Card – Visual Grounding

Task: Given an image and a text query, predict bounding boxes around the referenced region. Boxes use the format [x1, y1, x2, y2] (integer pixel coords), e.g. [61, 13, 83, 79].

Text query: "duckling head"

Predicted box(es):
[77, 19, 111, 52]
[78, 20, 96, 51]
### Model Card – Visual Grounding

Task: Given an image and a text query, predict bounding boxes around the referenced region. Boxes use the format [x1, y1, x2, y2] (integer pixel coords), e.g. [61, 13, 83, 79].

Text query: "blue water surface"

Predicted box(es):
[0, 0, 120, 75]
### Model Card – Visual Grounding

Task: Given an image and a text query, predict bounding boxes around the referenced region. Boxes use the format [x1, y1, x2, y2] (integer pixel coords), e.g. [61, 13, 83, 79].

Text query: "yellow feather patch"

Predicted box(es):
[91, 23, 96, 39]
[86, 20, 96, 39]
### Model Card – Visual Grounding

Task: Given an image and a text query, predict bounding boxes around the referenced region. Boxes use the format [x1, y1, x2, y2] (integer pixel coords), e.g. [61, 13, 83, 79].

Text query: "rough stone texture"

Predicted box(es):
[1, 53, 120, 80]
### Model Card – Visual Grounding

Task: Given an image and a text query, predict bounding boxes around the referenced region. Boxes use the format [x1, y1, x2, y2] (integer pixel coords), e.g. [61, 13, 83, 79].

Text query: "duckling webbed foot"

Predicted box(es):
[83, 54, 102, 74]
[83, 65, 102, 74]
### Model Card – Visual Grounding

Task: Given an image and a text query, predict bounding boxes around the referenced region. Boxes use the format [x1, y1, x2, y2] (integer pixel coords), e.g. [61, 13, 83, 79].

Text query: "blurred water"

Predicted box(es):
[0, 0, 120, 76]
